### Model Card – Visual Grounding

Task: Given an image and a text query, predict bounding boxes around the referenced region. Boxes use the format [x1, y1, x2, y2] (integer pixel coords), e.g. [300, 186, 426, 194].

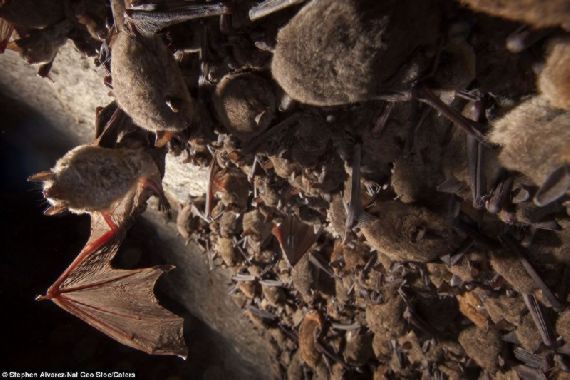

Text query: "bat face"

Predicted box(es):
[30, 145, 161, 215]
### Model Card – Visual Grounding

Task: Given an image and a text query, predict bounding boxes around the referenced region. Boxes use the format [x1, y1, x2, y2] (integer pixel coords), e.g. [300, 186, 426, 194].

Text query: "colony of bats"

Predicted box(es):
[4, 0, 570, 378]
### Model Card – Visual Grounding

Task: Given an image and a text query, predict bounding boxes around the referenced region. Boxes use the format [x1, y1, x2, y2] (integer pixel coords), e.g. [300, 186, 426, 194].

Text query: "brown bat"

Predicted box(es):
[110, 0, 227, 146]
[271, 0, 492, 144]
[28, 135, 186, 356]
[298, 310, 323, 369]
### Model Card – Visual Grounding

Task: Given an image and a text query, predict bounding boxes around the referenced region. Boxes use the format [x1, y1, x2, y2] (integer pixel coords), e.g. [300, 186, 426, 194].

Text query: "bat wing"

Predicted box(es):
[272, 215, 317, 267]
[42, 176, 187, 358]
[53, 254, 187, 358]
[0, 18, 14, 53]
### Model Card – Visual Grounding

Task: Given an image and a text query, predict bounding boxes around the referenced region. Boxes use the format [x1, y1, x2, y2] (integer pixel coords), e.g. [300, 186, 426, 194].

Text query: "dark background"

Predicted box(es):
[0, 94, 226, 379]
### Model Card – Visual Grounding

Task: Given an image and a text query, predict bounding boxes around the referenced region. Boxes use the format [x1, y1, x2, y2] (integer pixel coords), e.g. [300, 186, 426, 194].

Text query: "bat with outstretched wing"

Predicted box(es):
[33, 137, 187, 358]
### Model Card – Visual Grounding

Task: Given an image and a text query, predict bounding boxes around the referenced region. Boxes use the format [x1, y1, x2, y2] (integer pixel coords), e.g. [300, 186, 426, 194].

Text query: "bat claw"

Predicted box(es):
[44, 204, 67, 216]
[158, 197, 171, 212]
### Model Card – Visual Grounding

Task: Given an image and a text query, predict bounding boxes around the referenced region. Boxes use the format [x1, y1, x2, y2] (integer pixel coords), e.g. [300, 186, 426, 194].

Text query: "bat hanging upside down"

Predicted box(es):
[29, 143, 187, 358]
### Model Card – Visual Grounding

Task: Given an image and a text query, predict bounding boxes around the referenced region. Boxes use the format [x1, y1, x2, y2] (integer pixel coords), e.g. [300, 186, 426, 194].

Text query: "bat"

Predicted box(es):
[110, 0, 198, 147]
[28, 107, 186, 357]
[33, 162, 187, 358]
[298, 310, 323, 369]
[213, 72, 277, 141]
[272, 215, 316, 267]
[499, 234, 563, 312]
[271, 0, 440, 107]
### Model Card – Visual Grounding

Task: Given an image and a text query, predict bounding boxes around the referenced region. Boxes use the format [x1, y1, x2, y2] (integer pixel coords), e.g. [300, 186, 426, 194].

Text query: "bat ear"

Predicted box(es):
[28, 170, 55, 182]
[44, 204, 67, 216]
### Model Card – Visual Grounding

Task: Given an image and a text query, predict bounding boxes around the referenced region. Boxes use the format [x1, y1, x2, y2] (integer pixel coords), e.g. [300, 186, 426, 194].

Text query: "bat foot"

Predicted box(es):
[139, 177, 170, 211]
[155, 131, 175, 148]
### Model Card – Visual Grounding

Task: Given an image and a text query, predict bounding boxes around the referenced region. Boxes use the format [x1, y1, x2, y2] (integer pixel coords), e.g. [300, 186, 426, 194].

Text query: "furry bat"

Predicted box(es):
[110, 0, 227, 146]
[28, 113, 186, 357]
[36, 191, 187, 358]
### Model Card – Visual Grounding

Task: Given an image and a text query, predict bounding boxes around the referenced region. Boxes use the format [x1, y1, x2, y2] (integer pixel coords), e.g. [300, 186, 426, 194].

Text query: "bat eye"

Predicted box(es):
[43, 185, 61, 200]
